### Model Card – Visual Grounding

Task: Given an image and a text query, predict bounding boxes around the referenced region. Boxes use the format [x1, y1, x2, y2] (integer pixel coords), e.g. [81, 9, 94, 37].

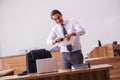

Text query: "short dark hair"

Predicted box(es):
[51, 9, 62, 19]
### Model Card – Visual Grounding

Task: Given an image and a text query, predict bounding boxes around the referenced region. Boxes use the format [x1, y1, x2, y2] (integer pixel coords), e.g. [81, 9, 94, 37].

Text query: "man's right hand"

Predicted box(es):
[52, 38, 63, 45]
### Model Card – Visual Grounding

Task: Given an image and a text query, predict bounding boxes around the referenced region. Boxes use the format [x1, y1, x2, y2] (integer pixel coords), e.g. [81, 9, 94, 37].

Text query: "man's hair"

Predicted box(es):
[51, 9, 62, 19]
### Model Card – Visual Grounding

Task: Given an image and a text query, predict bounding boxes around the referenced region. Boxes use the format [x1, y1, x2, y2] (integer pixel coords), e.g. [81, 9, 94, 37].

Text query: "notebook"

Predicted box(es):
[36, 58, 58, 74]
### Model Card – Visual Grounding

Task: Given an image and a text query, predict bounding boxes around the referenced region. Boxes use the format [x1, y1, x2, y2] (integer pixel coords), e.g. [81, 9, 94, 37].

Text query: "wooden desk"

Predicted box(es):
[86, 56, 120, 80]
[0, 64, 112, 80]
[0, 69, 15, 77]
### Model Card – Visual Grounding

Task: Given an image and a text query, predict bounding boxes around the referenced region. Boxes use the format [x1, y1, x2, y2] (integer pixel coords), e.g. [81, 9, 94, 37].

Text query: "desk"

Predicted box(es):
[0, 64, 112, 80]
[86, 56, 120, 80]
[0, 69, 15, 77]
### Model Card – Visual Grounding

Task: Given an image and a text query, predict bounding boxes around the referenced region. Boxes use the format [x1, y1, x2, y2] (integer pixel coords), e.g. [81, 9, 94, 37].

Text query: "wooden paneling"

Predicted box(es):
[51, 51, 61, 69]
[86, 56, 120, 80]
[0, 59, 3, 69]
[0, 55, 26, 74]
[86, 44, 120, 80]
[0, 50, 119, 80]
[87, 44, 116, 58]
[0, 51, 61, 74]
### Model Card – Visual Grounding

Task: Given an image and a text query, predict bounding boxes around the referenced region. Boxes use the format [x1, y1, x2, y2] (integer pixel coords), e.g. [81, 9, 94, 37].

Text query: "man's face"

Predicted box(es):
[51, 13, 63, 25]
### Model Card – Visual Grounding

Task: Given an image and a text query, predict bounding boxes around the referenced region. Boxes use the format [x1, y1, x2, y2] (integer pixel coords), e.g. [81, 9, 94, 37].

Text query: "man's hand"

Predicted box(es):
[52, 37, 63, 45]
[65, 32, 76, 41]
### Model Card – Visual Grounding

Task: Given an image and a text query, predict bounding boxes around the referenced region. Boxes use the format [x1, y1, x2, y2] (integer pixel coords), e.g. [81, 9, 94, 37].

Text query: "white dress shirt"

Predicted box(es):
[47, 19, 85, 52]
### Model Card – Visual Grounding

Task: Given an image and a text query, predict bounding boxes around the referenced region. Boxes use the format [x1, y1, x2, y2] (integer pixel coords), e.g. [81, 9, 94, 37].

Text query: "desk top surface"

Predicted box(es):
[86, 56, 120, 61]
[0, 64, 112, 80]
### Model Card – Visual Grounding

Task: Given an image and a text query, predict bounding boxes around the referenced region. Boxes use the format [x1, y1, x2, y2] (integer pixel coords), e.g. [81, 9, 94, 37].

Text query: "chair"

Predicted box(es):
[17, 49, 52, 76]
[26, 49, 52, 73]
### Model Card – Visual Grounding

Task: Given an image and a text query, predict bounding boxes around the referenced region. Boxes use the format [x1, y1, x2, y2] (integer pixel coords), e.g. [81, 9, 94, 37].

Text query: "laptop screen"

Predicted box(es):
[36, 58, 58, 73]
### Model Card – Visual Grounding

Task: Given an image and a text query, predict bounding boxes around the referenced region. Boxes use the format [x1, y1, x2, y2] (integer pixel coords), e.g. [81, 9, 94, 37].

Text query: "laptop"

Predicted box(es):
[36, 58, 58, 74]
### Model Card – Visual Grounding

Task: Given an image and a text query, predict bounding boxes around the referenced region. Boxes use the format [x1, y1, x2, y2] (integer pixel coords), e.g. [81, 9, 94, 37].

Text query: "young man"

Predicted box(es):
[47, 9, 85, 69]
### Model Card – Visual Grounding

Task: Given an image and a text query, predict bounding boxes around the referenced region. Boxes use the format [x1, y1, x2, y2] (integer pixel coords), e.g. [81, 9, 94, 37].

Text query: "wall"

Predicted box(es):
[0, 0, 120, 57]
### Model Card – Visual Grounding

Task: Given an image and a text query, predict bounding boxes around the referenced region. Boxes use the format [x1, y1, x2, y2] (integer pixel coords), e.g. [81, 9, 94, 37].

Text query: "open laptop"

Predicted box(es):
[36, 58, 58, 74]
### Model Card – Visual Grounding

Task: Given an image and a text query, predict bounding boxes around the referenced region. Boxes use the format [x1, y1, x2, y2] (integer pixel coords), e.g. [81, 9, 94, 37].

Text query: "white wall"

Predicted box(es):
[0, 0, 120, 57]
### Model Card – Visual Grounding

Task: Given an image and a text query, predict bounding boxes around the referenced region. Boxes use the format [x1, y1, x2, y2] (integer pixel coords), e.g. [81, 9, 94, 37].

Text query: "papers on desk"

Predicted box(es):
[71, 62, 91, 70]
[60, 37, 75, 46]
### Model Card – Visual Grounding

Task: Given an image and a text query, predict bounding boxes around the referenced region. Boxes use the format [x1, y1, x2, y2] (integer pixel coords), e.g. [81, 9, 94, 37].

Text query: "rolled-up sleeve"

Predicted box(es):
[46, 27, 57, 45]
[72, 19, 85, 36]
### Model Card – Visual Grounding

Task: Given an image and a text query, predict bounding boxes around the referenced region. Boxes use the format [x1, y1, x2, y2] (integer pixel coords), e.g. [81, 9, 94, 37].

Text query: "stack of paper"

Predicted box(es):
[71, 62, 90, 70]
[60, 37, 75, 46]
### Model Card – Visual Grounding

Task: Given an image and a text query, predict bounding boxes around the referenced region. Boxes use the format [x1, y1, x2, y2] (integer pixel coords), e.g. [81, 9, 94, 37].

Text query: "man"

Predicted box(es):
[47, 9, 85, 69]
